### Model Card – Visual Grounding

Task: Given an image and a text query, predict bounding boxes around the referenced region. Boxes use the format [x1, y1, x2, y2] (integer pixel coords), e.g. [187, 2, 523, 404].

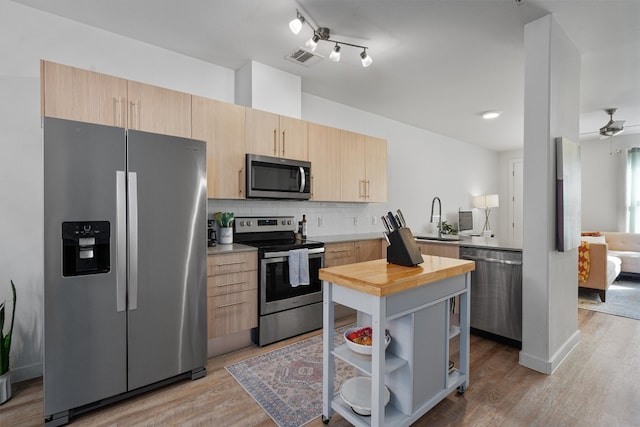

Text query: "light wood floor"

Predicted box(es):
[3, 310, 639, 427]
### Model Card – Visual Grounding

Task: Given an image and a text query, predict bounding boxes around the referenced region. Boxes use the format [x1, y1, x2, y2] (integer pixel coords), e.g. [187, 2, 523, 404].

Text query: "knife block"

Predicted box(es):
[386, 227, 424, 267]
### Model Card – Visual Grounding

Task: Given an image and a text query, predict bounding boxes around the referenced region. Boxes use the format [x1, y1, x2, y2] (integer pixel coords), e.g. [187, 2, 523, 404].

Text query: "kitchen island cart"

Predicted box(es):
[320, 256, 474, 426]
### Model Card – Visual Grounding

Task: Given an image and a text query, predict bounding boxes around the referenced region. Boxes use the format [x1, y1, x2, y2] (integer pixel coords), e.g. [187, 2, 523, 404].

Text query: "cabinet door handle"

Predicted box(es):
[366, 179, 371, 199]
[273, 129, 277, 156]
[217, 301, 246, 309]
[216, 261, 246, 267]
[217, 281, 247, 287]
[310, 175, 314, 198]
[238, 168, 243, 197]
[129, 100, 141, 129]
[329, 249, 351, 254]
[282, 130, 286, 156]
[113, 98, 119, 127]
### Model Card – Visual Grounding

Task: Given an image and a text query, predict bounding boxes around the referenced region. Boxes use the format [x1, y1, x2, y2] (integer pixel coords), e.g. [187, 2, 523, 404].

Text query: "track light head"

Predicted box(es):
[329, 44, 341, 62]
[305, 34, 319, 51]
[360, 49, 372, 67]
[289, 16, 304, 34]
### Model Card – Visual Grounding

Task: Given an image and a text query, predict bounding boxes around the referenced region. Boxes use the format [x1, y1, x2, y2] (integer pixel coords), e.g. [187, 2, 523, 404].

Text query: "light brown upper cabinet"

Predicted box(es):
[308, 122, 342, 201]
[41, 61, 191, 138]
[127, 81, 191, 138]
[365, 135, 388, 202]
[245, 109, 308, 161]
[192, 96, 246, 199]
[340, 130, 387, 202]
[340, 130, 367, 201]
[41, 60, 128, 127]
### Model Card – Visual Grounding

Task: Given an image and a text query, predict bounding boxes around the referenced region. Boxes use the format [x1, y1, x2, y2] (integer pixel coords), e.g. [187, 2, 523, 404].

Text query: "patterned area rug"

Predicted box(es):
[579, 278, 640, 320]
[225, 325, 356, 427]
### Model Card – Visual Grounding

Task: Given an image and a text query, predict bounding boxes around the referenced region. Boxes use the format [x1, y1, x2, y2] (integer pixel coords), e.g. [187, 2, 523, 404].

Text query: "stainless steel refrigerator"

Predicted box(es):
[43, 117, 207, 426]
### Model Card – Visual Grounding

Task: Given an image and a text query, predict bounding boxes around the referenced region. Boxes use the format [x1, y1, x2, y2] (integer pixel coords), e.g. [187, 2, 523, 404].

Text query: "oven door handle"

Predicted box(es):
[262, 247, 325, 259]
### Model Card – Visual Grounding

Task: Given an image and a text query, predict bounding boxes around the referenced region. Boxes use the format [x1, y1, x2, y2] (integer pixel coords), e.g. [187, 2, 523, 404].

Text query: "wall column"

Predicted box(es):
[520, 14, 581, 374]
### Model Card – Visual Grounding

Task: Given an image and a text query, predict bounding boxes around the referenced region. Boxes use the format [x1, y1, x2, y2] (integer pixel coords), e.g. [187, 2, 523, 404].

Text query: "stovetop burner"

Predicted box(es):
[233, 215, 324, 252]
[242, 238, 324, 252]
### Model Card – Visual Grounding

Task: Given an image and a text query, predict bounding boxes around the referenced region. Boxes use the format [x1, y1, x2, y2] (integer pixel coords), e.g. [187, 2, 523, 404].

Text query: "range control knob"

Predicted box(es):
[246, 220, 253, 227]
[281, 220, 286, 225]
[287, 220, 292, 225]
[239, 221, 245, 227]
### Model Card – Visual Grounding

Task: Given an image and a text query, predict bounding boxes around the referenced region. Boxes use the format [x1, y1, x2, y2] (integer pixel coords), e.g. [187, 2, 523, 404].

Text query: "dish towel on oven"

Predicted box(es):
[289, 248, 310, 287]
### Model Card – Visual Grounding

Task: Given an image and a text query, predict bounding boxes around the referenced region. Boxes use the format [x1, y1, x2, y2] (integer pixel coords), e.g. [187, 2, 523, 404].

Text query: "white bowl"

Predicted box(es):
[340, 376, 391, 416]
[344, 327, 391, 356]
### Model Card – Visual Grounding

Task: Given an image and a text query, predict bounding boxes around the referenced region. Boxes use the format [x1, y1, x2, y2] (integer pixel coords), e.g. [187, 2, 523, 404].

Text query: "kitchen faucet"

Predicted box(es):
[430, 196, 442, 238]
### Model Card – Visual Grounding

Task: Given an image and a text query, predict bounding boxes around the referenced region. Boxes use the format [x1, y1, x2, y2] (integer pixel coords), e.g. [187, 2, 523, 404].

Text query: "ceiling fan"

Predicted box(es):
[599, 108, 625, 138]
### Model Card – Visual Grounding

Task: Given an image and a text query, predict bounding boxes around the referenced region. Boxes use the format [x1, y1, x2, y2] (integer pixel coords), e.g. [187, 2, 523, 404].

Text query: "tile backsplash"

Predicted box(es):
[207, 199, 389, 237]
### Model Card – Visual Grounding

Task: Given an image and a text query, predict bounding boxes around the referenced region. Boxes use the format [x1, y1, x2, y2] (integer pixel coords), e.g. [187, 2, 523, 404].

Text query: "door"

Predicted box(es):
[43, 118, 127, 416]
[126, 130, 207, 390]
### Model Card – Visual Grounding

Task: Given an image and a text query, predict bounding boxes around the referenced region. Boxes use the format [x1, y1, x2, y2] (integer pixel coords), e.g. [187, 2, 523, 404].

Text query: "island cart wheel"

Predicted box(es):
[322, 415, 330, 424]
[457, 385, 466, 395]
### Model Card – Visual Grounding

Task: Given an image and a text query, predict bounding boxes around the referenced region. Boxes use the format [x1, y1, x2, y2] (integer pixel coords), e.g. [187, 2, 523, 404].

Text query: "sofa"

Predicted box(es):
[579, 232, 640, 302]
[600, 232, 640, 275]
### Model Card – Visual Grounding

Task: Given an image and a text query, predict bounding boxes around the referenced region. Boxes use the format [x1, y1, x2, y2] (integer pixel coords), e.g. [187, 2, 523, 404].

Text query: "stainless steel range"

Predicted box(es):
[234, 216, 325, 346]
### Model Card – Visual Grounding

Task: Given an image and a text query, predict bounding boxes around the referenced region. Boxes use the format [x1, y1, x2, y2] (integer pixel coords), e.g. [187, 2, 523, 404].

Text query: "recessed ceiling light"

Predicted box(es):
[481, 110, 501, 119]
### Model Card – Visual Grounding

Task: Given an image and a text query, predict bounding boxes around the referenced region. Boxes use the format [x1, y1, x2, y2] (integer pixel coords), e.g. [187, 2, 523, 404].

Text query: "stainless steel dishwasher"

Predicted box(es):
[459, 246, 522, 345]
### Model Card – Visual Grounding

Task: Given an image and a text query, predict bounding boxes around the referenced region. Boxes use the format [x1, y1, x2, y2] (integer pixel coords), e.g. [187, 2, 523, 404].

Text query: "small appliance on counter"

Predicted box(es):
[207, 220, 217, 247]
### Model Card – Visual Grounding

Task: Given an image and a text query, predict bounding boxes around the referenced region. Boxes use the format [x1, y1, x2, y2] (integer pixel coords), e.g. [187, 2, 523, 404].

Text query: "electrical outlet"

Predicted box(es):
[353, 216, 359, 226]
[372, 216, 377, 225]
[317, 217, 323, 227]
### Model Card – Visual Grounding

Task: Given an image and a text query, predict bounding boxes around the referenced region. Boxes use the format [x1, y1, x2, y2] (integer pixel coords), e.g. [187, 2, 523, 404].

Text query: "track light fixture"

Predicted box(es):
[329, 44, 341, 62]
[288, 11, 305, 35]
[360, 49, 372, 67]
[289, 9, 372, 67]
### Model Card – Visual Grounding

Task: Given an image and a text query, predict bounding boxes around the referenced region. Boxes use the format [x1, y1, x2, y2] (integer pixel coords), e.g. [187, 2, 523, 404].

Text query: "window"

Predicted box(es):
[626, 147, 640, 232]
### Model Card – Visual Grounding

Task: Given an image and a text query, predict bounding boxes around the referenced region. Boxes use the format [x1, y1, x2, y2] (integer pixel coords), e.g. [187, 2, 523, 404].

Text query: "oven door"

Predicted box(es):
[259, 247, 324, 315]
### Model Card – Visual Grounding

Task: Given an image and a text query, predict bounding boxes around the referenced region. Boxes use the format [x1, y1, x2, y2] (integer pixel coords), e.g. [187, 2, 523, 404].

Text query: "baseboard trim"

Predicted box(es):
[519, 329, 581, 374]
[12, 361, 42, 383]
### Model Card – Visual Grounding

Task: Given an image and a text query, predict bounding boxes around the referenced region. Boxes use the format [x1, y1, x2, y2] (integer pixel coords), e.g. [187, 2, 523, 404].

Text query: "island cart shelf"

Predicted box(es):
[320, 256, 474, 427]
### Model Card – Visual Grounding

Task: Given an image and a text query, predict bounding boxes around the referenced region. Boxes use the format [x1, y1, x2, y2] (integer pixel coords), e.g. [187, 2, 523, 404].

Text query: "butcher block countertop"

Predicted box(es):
[319, 255, 475, 297]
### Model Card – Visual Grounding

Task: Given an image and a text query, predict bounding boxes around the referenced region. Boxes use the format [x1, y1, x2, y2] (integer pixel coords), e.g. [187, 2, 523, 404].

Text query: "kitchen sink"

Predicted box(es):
[414, 235, 460, 242]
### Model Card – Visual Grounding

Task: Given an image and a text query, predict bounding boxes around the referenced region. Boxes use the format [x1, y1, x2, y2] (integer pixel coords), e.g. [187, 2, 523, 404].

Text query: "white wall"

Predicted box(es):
[235, 61, 302, 118]
[0, 0, 233, 382]
[1, 0, 499, 382]
[580, 133, 640, 231]
[520, 14, 581, 374]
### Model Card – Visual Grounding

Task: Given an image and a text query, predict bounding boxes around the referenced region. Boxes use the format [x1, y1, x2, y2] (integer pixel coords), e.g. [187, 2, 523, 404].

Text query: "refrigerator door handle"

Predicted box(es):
[116, 171, 127, 312]
[128, 171, 139, 311]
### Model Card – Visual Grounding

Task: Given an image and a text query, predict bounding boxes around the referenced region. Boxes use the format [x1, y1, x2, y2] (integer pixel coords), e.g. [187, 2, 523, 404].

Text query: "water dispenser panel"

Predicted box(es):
[62, 221, 111, 276]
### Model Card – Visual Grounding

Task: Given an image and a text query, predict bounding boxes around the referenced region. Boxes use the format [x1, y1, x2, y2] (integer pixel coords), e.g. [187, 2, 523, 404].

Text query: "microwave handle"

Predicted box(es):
[299, 166, 306, 193]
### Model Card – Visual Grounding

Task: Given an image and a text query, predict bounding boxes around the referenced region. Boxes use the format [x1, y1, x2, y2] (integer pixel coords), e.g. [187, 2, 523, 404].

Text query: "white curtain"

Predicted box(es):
[627, 147, 640, 232]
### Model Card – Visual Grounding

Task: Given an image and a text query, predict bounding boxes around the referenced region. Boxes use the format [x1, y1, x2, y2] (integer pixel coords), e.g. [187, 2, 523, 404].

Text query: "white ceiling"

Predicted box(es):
[14, 0, 640, 151]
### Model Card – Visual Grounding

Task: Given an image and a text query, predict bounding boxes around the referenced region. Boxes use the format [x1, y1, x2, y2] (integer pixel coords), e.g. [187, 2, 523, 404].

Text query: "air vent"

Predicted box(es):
[285, 48, 323, 67]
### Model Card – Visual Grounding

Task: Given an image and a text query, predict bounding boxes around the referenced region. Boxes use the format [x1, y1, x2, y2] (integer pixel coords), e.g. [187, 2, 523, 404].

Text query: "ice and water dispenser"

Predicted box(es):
[62, 221, 110, 276]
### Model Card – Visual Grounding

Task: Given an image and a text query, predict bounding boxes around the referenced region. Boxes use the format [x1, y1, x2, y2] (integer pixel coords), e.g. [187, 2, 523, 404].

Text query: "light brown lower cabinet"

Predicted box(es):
[207, 252, 258, 339]
[416, 241, 460, 258]
[324, 239, 384, 319]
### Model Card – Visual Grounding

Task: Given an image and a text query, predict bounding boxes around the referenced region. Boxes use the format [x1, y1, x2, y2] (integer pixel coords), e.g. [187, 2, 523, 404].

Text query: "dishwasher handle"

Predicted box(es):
[461, 255, 522, 266]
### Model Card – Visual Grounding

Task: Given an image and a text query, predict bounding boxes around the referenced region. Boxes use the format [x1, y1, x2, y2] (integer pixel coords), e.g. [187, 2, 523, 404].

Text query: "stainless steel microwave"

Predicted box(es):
[246, 154, 311, 200]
